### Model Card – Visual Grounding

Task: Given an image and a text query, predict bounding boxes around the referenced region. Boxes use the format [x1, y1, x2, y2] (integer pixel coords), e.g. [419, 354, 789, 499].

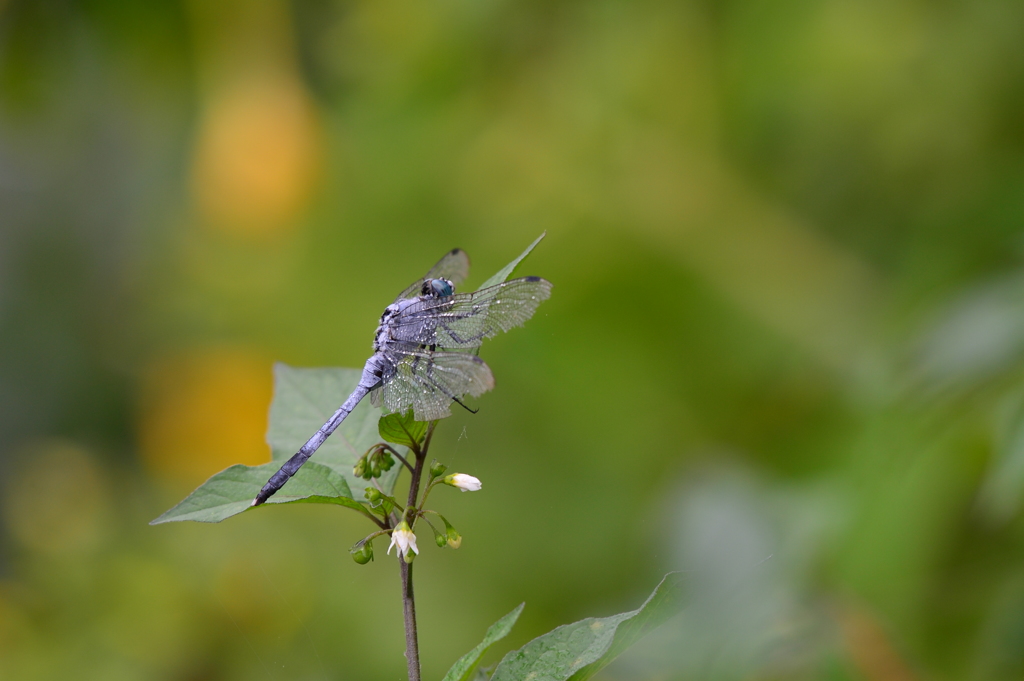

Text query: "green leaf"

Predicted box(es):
[266, 365, 402, 491]
[443, 604, 525, 681]
[151, 364, 409, 524]
[478, 232, 546, 291]
[978, 390, 1024, 522]
[490, 573, 685, 681]
[149, 461, 369, 524]
[378, 410, 428, 449]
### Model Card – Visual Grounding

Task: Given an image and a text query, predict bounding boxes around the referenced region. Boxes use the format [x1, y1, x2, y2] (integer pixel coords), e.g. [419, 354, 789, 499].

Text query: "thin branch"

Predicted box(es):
[379, 443, 415, 475]
[399, 558, 420, 681]
[417, 478, 443, 512]
[418, 512, 441, 536]
[395, 420, 439, 681]
[405, 450, 427, 511]
[352, 503, 388, 529]
[354, 528, 393, 547]
[421, 421, 438, 456]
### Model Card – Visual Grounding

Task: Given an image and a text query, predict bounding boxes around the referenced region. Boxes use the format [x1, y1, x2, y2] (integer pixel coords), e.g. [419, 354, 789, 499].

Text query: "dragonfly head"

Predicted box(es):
[422, 278, 454, 298]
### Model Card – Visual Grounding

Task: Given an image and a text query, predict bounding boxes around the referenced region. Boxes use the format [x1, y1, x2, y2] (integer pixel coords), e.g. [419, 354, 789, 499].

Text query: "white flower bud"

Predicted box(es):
[445, 473, 482, 492]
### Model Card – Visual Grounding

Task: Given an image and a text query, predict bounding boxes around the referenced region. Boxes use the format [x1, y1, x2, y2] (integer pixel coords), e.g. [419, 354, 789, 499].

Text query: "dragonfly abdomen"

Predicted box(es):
[251, 357, 384, 506]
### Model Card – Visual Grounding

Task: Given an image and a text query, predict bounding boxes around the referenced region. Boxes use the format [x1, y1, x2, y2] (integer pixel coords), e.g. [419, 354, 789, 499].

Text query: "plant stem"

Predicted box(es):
[405, 421, 436, 512]
[400, 558, 420, 681]
[398, 420, 435, 681]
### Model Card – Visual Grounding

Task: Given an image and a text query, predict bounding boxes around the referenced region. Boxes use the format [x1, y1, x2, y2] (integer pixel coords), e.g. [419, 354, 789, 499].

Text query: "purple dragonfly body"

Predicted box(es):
[252, 249, 552, 506]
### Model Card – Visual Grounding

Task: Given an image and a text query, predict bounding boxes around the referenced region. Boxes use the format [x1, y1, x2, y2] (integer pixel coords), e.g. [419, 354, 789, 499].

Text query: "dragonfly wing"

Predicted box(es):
[377, 345, 495, 421]
[393, 248, 471, 303]
[390, 276, 553, 349]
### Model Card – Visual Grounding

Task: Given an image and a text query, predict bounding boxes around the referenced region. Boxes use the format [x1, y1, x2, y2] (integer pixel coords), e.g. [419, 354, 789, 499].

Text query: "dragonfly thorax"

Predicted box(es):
[372, 279, 452, 352]
[373, 277, 455, 353]
[373, 305, 401, 351]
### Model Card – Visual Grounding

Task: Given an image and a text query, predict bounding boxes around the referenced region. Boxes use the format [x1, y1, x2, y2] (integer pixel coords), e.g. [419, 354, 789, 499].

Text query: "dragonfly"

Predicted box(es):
[252, 248, 552, 506]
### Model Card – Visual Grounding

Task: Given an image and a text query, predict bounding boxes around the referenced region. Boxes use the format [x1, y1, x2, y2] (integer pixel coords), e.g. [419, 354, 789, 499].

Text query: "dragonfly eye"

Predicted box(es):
[423, 278, 454, 298]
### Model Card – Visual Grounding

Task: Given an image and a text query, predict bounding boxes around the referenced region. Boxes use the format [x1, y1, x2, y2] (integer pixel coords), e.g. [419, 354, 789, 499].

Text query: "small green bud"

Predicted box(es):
[429, 460, 448, 479]
[381, 453, 395, 471]
[365, 487, 382, 503]
[371, 460, 382, 477]
[435, 532, 447, 548]
[351, 541, 374, 564]
[403, 549, 416, 564]
[439, 515, 461, 548]
[353, 457, 366, 478]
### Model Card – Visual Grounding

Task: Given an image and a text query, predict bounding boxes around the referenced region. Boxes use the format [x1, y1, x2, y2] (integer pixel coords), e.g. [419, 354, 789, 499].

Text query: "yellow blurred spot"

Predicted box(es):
[0, 584, 26, 657]
[138, 348, 273, 484]
[214, 551, 311, 638]
[191, 76, 321, 238]
[1, 440, 109, 554]
[836, 598, 919, 681]
[97, 556, 192, 665]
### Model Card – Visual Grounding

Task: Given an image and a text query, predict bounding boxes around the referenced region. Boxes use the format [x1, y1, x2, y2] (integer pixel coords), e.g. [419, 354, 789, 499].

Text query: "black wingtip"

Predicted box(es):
[452, 395, 480, 414]
[524, 275, 542, 282]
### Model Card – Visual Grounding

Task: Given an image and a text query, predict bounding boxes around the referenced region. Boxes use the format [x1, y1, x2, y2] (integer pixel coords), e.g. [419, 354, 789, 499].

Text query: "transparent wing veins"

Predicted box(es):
[388, 276, 552, 349]
[372, 344, 495, 421]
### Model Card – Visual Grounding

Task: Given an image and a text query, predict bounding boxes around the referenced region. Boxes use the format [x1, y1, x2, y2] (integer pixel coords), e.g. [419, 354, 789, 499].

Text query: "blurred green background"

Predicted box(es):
[3, 0, 1024, 679]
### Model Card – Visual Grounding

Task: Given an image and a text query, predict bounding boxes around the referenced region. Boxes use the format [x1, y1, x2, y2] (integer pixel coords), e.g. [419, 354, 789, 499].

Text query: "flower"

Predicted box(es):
[387, 521, 419, 557]
[445, 473, 482, 492]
